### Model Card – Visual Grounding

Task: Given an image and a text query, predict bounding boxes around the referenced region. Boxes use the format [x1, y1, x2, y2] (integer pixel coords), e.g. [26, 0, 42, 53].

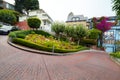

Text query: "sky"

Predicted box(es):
[5, 0, 115, 21]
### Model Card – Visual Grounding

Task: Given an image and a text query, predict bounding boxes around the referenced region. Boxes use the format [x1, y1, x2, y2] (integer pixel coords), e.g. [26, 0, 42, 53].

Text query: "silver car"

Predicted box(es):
[0, 25, 20, 35]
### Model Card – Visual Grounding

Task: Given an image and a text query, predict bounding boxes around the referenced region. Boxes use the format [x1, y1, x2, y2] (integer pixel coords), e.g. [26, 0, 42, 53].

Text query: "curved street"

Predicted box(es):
[0, 36, 120, 80]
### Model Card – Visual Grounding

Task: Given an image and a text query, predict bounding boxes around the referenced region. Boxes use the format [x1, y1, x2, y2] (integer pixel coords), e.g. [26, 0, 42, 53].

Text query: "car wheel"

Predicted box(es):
[7, 31, 10, 34]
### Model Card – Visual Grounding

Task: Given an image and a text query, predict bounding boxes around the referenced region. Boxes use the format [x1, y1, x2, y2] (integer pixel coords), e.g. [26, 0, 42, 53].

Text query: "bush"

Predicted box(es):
[16, 34, 27, 39]
[0, 9, 17, 25]
[9, 30, 52, 40]
[80, 39, 97, 46]
[88, 29, 101, 39]
[13, 38, 88, 53]
[33, 30, 52, 37]
[27, 17, 41, 30]
[110, 52, 120, 58]
[9, 30, 34, 39]
[25, 34, 79, 49]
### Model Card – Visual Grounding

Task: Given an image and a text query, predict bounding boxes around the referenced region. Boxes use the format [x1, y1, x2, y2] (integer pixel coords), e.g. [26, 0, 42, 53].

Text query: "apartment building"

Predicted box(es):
[19, 9, 53, 32]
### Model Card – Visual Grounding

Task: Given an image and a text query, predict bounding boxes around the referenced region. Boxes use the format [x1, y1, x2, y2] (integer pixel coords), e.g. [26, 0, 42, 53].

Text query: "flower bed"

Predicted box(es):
[25, 34, 79, 50]
[9, 30, 88, 53]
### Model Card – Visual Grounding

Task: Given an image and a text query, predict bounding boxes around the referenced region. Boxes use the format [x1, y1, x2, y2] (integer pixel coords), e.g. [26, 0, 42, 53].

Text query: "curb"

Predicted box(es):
[8, 39, 65, 56]
[7, 39, 93, 56]
[110, 56, 120, 66]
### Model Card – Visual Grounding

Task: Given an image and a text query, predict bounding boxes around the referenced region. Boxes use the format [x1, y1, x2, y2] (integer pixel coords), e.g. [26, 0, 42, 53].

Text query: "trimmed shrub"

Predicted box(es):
[27, 17, 41, 30]
[9, 30, 52, 40]
[16, 34, 27, 39]
[9, 30, 34, 39]
[88, 29, 101, 39]
[13, 38, 88, 53]
[33, 30, 52, 37]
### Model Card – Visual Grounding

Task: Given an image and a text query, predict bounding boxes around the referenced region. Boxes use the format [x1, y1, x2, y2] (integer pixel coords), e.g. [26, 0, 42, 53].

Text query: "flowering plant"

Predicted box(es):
[92, 16, 113, 47]
[96, 17, 113, 32]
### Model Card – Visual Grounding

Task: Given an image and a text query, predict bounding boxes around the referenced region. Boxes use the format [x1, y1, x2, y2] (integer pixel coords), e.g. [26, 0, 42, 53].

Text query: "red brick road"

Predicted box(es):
[0, 36, 120, 80]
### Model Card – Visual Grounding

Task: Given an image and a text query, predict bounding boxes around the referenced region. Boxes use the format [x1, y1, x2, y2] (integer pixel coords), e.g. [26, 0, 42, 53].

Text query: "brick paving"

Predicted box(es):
[0, 36, 120, 80]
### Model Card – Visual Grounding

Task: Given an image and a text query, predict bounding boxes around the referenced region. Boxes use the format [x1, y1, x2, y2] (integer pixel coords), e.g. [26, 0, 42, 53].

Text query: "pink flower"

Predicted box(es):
[96, 17, 113, 33]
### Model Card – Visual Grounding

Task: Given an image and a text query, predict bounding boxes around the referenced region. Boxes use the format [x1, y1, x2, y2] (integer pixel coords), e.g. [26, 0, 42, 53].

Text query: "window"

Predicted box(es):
[76, 17, 80, 21]
[43, 20, 46, 25]
[42, 14, 47, 17]
[6, 4, 9, 8]
[72, 17, 80, 21]
[72, 17, 76, 21]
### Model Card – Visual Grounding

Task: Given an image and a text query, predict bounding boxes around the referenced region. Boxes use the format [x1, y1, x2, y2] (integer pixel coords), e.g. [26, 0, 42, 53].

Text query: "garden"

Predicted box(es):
[9, 30, 88, 53]
[8, 17, 89, 53]
[8, 16, 115, 54]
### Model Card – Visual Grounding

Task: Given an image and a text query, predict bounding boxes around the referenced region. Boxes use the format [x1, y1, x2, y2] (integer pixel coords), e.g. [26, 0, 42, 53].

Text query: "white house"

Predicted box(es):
[19, 9, 53, 32]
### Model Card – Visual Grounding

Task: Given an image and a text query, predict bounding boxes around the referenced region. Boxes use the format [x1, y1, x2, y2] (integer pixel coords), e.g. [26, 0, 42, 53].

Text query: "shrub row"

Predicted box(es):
[80, 39, 97, 46]
[9, 30, 52, 39]
[33, 30, 52, 37]
[13, 38, 88, 53]
[110, 52, 120, 58]
[9, 30, 33, 39]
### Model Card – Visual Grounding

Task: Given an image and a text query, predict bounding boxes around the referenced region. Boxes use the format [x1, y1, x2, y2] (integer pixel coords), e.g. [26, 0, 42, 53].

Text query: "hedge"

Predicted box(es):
[110, 52, 120, 58]
[0, 9, 17, 25]
[9, 30, 52, 39]
[13, 38, 88, 53]
[33, 30, 52, 37]
[80, 39, 97, 46]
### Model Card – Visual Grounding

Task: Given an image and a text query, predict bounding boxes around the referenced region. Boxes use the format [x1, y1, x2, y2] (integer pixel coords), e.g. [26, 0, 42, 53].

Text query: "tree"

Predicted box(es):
[15, 0, 24, 13]
[112, 0, 120, 18]
[64, 25, 75, 41]
[23, 0, 39, 15]
[92, 17, 113, 47]
[75, 25, 88, 45]
[64, 25, 88, 44]
[0, 9, 17, 25]
[51, 22, 65, 39]
[15, 0, 39, 14]
[27, 17, 41, 30]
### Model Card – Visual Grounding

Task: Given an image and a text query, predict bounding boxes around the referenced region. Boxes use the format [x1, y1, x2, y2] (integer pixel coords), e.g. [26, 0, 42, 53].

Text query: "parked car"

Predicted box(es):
[0, 25, 20, 35]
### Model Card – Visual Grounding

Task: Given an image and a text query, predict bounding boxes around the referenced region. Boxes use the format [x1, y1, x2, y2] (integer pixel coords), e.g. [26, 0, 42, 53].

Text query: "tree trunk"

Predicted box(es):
[99, 32, 103, 47]
[78, 39, 80, 45]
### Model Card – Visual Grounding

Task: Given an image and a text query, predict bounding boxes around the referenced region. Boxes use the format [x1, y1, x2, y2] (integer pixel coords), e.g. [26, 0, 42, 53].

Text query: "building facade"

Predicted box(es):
[89, 16, 120, 53]
[66, 12, 89, 28]
[103, 25, 120, 53]
[0, 0, 14, 10]
[19, 9, 53, 32]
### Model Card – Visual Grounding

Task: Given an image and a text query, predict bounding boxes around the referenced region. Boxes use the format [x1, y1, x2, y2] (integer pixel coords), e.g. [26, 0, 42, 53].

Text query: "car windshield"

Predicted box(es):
[0, 25, 13, 30]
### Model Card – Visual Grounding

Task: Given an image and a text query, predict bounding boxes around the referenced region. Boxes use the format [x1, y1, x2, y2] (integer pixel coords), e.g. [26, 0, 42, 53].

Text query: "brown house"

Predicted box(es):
[66, 12, 89, 28]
